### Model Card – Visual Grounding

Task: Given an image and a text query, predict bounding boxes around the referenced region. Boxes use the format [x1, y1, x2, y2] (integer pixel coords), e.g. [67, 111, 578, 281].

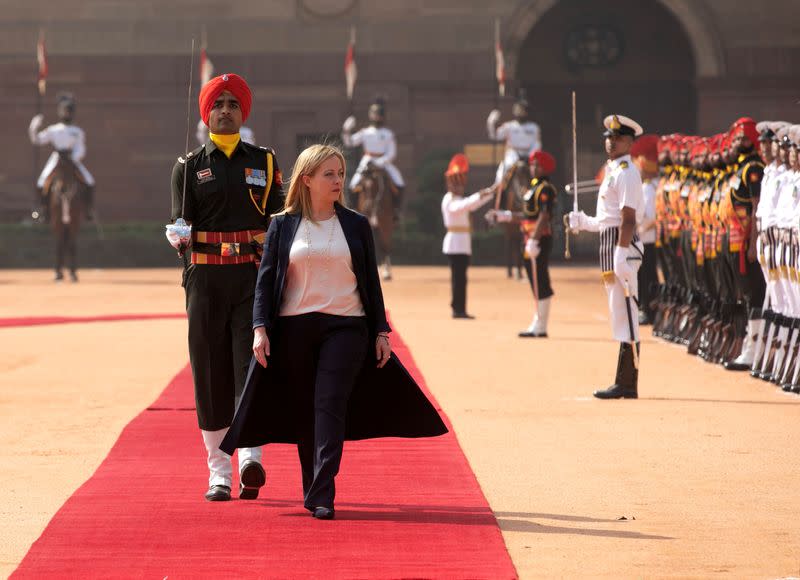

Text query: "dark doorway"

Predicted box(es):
[517, 0, 696, 186]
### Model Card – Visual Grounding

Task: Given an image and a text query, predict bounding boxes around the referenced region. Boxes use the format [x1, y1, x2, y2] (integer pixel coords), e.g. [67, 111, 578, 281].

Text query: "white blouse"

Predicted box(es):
[279, 215, 365, 317]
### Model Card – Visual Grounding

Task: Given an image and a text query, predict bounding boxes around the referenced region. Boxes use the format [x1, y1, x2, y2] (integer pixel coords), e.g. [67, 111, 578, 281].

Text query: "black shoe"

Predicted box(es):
[782, 383, 794, 392]
[239, 460, 266, 500]
[792, 384, 800, 395]
[204, 484, 231, 502]
[723, 360, 751, 371]
[518, 330, 547, 338]
[452, 312, 475, 319]
[593, 384, 638, 399]
[312, 506, 335, 520]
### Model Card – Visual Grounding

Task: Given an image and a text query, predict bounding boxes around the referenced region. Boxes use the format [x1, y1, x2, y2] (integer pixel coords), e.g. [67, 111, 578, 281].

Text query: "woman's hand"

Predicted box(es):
[253, 326, 270, 368]
[376, 333, 391, 368]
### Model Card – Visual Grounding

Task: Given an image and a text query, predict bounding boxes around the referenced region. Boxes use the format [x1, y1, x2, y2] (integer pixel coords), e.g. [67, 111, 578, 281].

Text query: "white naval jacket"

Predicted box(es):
[441, 191, 492, 255]
[596, 154, 645, 228]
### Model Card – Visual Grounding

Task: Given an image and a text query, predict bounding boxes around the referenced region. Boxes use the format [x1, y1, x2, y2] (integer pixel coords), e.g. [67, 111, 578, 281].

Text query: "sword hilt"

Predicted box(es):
[562, 214, 572, 260]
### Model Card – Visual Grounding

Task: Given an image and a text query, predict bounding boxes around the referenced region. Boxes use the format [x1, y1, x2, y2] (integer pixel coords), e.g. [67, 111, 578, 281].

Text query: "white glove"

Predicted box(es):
[30, 114, 44, 131]
[568, 210, 600, 233]
[165, 218, 192, 255]
[494, 210, 512, 223]
[526, 238, 540, 259]
[29, 114, 44, 142]
[342, 115, 357, 133]
[568, 210, 587, 232]
[613, 245, 634, 287]
[487, 109, 501, 126]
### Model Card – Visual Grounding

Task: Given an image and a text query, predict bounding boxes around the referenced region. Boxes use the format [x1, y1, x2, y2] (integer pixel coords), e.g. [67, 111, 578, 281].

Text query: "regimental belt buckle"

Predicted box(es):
[220, 242, 240, 256]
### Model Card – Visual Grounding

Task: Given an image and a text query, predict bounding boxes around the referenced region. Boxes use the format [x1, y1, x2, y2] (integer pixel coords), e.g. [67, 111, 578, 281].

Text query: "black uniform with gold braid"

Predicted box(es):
[171, 137, 285, 431]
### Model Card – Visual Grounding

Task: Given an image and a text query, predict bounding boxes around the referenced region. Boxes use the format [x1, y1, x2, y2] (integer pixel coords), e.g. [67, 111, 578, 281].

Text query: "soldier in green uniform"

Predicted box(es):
[169, 73, 285, 502]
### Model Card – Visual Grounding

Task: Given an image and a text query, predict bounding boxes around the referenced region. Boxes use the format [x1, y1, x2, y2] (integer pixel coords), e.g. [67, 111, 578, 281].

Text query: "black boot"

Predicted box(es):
[594, 342, 639, 399]
[83, 184, 95, 222]
[752, 309, 775, 377]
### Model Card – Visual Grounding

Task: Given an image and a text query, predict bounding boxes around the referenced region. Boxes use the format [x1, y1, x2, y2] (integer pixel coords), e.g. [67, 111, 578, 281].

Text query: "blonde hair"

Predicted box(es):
[282, 144, 347, 221]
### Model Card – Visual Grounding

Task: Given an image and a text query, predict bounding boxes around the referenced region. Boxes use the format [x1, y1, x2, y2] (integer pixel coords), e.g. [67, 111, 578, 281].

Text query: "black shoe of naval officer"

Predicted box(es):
[452, 312, 475, 319]
[205, 485, 232, 502]
[239, 460, 266, 500]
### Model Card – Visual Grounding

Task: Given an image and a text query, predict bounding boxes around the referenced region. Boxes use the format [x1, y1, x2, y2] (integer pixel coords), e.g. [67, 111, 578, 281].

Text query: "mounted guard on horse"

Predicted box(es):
[29, 93, 95, 222]
[487, 96, 543, 279]
[341, 98, 404, 280]
[28, 92, 95, 281]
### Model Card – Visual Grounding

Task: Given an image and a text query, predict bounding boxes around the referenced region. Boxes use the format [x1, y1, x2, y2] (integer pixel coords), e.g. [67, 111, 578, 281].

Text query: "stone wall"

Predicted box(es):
[1, 0, 797, 222]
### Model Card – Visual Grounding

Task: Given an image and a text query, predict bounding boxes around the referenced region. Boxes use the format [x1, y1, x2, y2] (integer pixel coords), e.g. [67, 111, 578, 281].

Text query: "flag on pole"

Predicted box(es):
[344, 26, 357, 100]
[200, 47, 214, 86]
[200, 30, 214, 86]
[37, 29, 47, 97]
[494, 19, 505, 98]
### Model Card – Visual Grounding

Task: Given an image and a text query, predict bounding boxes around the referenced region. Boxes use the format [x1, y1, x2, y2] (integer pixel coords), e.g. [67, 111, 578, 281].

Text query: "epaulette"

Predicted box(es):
[619, 161, 629, 169]
[177, 146, 203, 164]
[258, 145, 276, 155]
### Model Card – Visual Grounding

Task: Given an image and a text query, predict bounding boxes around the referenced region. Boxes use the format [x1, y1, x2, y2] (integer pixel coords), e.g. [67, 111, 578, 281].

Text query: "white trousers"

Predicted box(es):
[604, 245, 643, 343]
[37, 151, 95, 188]
[201, 428, 262, 488]
[350, 156, 405, 189]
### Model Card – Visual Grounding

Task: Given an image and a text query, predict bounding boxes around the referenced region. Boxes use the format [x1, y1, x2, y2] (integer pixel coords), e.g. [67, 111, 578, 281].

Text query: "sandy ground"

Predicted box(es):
[1, 266, 799, 579]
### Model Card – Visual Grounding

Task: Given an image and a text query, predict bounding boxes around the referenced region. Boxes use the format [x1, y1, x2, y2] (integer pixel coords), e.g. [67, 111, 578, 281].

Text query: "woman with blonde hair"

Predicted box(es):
[221, 144, 447, 519]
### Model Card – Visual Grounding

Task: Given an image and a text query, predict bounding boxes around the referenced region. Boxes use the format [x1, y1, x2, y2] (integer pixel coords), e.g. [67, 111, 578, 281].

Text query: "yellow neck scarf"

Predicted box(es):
[209, 132, 241, 159]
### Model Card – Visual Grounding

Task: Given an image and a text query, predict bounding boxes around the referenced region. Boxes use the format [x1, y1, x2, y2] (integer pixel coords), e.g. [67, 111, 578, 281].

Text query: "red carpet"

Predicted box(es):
[0, 313, 186, 329]
[12, 323, 517, 579]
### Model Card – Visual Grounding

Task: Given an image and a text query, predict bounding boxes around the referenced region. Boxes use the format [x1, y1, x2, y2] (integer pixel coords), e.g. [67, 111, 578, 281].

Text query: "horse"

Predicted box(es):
[44, 150, 86, 282]
[354, 162, 395, 281]
[496, 159, 530, 279]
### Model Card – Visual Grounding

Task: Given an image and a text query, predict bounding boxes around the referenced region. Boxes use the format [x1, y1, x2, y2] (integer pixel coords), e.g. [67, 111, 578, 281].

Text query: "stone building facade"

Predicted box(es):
[2, 0, 798, 221]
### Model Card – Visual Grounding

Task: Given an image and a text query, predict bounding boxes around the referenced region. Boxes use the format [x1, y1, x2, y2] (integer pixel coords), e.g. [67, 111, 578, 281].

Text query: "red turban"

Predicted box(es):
[730, 117, 758, 147]
[631, 134, 659, 173]
[528, 150, 556, 175]
[445, 153, 470, 176]
[198, 73, 252, 126]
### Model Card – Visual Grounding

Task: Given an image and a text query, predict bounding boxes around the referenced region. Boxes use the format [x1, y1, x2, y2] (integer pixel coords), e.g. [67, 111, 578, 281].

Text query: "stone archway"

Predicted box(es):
[504, 0, 725, 81]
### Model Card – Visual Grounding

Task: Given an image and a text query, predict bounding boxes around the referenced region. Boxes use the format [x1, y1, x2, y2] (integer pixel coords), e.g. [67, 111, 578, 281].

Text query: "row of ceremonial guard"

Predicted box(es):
[647, 118, 800, 394]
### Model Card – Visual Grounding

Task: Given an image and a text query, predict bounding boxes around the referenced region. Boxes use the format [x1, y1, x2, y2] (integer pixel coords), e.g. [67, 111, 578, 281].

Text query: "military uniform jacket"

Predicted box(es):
[521, 177, 556, 238]
[171, 139, 284, 233]
[726, 153, 764, 250]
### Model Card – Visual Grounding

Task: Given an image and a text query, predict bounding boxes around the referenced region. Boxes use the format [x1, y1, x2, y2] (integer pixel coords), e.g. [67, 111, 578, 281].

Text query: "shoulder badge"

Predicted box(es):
[619, 161, 629, 169]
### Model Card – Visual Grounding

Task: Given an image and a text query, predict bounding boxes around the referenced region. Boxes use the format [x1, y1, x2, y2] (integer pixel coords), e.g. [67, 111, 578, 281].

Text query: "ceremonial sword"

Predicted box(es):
[165, 38, 195, 260]
[563, 90, 578, 259]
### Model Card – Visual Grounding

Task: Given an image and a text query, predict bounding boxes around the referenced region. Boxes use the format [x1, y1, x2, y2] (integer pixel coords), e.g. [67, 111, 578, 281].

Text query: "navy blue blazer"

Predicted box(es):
[252, 202, 391, 338]
[220, 203, 448, 450]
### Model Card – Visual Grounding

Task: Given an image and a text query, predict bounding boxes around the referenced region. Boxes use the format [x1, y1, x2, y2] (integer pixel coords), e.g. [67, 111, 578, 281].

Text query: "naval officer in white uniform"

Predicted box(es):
[569, 115, 646, 399]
